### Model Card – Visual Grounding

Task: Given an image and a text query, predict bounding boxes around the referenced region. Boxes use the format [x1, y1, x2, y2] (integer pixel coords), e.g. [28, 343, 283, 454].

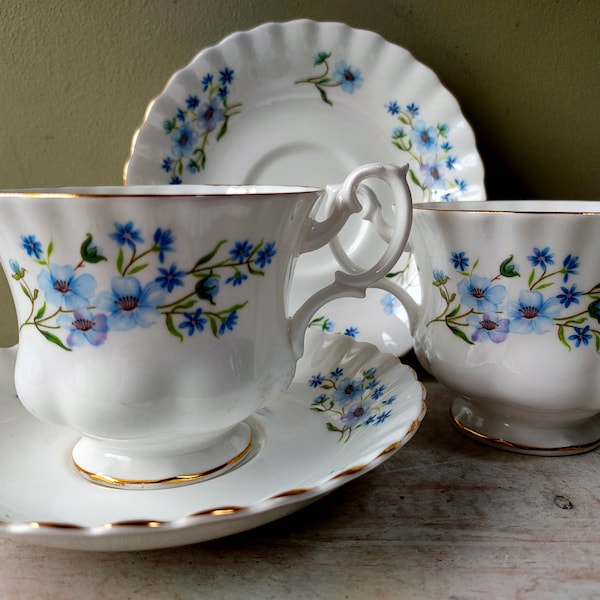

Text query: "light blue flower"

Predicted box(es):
[96, 276, 165, 331]
[412, 120, 438, 152]
[333, 377, 363, 405]
[467, 313, 510, 343]
[332, 61, 363, 94]
[171, 123, 198, 157]
[508, 290, 562, 334]
[38, 264, 96, 310]
[57, 309, 108, 347]
[380, 293, 397, 315]
[457, 275, 506, 312]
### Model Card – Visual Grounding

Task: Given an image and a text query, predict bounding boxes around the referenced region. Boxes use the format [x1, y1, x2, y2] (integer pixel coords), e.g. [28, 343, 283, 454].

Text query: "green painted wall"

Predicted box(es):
[0, 0, 598, 344]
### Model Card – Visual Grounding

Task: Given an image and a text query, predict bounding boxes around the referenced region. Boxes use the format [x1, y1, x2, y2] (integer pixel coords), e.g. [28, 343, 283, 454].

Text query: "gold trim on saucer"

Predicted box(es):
[73, 434, 253, 489]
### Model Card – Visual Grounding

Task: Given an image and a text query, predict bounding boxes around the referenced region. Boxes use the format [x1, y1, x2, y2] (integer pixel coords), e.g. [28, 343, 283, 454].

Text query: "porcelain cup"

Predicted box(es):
[0, 163, 413, 487]
[375, 200, 600, 455]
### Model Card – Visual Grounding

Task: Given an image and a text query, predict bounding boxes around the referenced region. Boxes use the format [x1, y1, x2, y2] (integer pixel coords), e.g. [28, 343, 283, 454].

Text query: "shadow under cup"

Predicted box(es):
[409, 200, 600, 455]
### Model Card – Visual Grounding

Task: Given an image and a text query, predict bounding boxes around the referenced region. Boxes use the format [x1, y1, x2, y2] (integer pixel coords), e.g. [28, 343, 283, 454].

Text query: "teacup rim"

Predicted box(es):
[414, 200, 600, 215]
[0, 184, 324, 198]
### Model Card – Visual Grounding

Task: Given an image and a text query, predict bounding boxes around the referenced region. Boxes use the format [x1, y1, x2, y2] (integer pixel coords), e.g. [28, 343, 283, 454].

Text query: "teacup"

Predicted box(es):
[0, 163, 413, 487]
[375, 200, 600, 455]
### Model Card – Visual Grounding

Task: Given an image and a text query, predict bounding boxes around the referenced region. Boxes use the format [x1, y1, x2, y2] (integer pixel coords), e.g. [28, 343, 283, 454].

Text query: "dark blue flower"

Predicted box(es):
[225, 271, 248, 286]
[170, 175, 183, 185]
[406, 103, 419, 116]
[527, 247, 554, 270]
[441, 141, 453, 152]
[386, 101, 400, 115]
[561, 254, 580, 283]
[179, 308, 207, 336]
[309, 373, 324, 388]
[255, 242, 276, 268]
[454, 179, 468, 192]
[218, 86, 229, 100]
[186, 95, 200, 109]
[371, 385, 386, 400]
[219, 310, 239, 335]
[450, 251, 469, 272]
[382, 394, 397, 406]
[110, 221, 143, 249]
[569, 325, 592, 348]
[201, 73, 213, 91]
[20, 235, 43, 259]
[557, 284, 582, 308]
[155, 263, 186, 293]
[219, 67, 234, 85]
[162, 157, 174, 172]
[153, 228, 175, 263]
[344, 327, 359, 338]
[375, 410, 392, 425]
[330, 367, 343, 379]
[229, 240, 253, 263]
[176, 109, 186, 122]
[446, 156, 458, 170]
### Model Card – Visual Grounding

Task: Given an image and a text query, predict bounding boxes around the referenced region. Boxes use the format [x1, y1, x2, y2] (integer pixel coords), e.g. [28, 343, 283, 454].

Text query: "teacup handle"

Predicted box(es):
[289, 163, 413, 357]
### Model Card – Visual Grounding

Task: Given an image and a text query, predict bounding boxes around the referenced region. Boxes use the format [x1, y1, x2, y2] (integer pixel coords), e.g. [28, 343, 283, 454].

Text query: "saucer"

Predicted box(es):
[0, 330, 425, 551]
[124, 19, 486, 355]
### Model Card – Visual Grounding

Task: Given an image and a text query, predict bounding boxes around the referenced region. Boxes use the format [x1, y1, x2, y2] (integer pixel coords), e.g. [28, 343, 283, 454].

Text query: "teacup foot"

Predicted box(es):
[450, 397, 600, 456]
[72, 422, 253, 489]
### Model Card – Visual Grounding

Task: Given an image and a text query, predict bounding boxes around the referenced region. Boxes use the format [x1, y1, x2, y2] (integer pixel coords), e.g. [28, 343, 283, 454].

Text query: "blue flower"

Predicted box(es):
[171, 123, 198, 157]
[386, 101, 400, 115]
[8, 259, 24, 279]
[406, 103, 419, 116]
[527, 247, 554, 270]
[344, 327, 359, 338]
[457, 275, 506, 312]
[161, 157, 174, 172]
[557, 284, 582, 308]
[20, 235, 43, 260]
[467, 313, 510, 343]
[57, 309, 108, 347]
[110, 221, 144, 249]
[433, 269, 448, 285]
[225, 271, 248, 286]
[155, 263, 186, 293]
[392, 127, 406, 139]
[561, 254, 579, 283]
[333, 377, 363, 405]
[412, 120, 438, 152]
[374, 410, 392, 425]
[176, 109, 186, 122]
[450, 251, 469, 272]
[153, 228, 176, 263]
[197, 97, 224, 132]
[218, 86, 229, 100]
[179, 308, 207, 336]
[186, 95, 200, 109]
[219, 67, 234, 85]
[507, 290, 562, 334]
[254, 242, 276, 268]
[332, 61, 363, 94]
[441, 141, 453, 152]
[569, 325, 592, 348]
[201, 73, 213, 91]
[446, 156, 458, 170]
[37, 264, 96, 310]
[170, 175, 183, 185]
[96, 276, 165, 331]
[380, 293, 397, 315]
[309, 373, 324, 387]
[371, 385, 386, 400]
[382, 394, 397, 406]
[454, 179, 468, 193]
[420, 156, 445, 189]
[322, 319, 334, 332]
[340, 399, 373, 428]
[219, 310, 239, 335]
[229, 240, 253, 263]
[330, 367, 343, 379]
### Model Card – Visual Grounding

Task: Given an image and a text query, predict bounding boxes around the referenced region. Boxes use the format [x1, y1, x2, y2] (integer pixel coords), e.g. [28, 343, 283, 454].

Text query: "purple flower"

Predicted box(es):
[57, 309, 108, 347]
[467, 313, 510, 343]
[197, 97, 224, 132]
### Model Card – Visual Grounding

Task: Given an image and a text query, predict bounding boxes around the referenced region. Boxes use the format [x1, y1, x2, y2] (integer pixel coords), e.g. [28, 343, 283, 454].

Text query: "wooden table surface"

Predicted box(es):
[1, 355, 599, 600]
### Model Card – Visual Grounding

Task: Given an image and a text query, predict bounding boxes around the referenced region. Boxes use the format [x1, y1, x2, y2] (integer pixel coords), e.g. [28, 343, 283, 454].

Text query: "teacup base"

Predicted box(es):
[450, 397, 600, 456]
[71, 423, 254, 489]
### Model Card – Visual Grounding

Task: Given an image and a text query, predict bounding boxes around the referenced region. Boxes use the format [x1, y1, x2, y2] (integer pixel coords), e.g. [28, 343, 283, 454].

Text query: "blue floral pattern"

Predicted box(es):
[10, 227, 276, 351]
[295, 52, 363, 106]
[161, 67, 242, 184]
[309, 366, 396, 442]
[385, 101, 469, 202]
[429, 247, 600, 351]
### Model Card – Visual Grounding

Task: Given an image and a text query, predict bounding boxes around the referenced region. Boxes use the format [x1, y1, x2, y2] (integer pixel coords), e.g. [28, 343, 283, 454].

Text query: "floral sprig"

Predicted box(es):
[11, 225, 277, 351]
[295, 52, 363, 106]
[161, 66, 242, 183]
[429, 246, 600, 351]
[309, 366, 395, 442]
[384, 101, 468, 202]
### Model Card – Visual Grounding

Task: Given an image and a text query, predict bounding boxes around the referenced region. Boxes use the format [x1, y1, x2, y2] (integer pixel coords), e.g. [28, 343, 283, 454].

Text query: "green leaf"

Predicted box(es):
[409, 169, 421, 187]
[116, 248, 124, 274]
[317, 85, 333, 107]
[34, 302, 47, 321]
[20, 283, 32, 300]
[557, 326, 571, 350]
[535, 282, 554, 290]
[446, 305, 461, 319]
[528, 268, 535, 287]
[174, 299, 197, 311]
[166, 314, 184, 342]
[47, 240, 53, 260]
[208, 316, 219, 338]
[326, 422, 341, 433]
[194, 240, 227, 268]
[128, 263, 148, 275]
[499, 255, 520, 278]
[41, 329, 71, 351]
[595, 332, 600, 353]
[448, 324, 475, 345]
[216, 117, 228, 141]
